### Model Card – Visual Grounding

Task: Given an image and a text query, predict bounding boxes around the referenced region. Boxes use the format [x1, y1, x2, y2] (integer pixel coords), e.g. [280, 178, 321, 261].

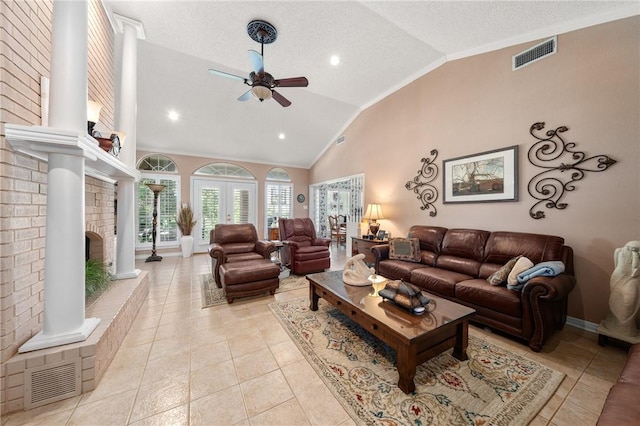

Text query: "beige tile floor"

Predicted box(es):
[2, 245, 630, 425]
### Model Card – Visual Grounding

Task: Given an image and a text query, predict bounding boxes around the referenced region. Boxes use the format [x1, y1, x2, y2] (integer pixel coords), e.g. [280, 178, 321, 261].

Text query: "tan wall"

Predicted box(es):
[136, 150, 311, 239]
[310, 16, 640, 324]
[0, 0, 116, 414]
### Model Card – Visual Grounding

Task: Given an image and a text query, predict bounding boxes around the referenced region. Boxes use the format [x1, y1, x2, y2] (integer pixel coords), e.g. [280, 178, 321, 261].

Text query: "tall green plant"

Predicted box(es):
[176, 203, 197, 236]
[85, 259, 110, 297]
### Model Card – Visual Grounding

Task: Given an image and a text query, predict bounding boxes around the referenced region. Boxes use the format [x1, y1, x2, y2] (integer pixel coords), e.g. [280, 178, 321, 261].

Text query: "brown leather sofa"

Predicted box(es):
[209, 224, 277, 287]
[372, 226, 576, 351]
[279, 218, 331, 275]
[597, 344, 640, 425]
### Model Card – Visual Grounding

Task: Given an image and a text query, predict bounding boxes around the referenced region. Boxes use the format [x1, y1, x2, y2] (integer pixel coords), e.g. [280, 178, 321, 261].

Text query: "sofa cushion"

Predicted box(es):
[436, 229, 490, 276]
[223, 242, 257, 255]
[378, 260, 426, 282]
[389, 238, 421, 262]
[483, 231, 565, 265]
[226, 252, 264, 264]
[455, 279, 522, 317]
[410, 267, 472, 298]
[508, 257, 533, 286]
[294, 245, 330, 261]
[487, 256, 521, 286]
[407, 226, 447, 253]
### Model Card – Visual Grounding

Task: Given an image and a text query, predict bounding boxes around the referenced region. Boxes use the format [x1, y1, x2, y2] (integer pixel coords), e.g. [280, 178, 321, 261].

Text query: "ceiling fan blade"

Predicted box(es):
[208, 68, 246, 82]
[248, 50, 264, 73]
[272, 90, 291, 107]
[237, 90, 252, 102]
[274, 76, 308, 88]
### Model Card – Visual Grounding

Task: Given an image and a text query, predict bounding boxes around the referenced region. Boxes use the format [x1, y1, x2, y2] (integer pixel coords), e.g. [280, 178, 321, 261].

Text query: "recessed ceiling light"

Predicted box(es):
[278, 133, 285, 140]
[330, 55, 340, 66]
[168, 110, 180, 121]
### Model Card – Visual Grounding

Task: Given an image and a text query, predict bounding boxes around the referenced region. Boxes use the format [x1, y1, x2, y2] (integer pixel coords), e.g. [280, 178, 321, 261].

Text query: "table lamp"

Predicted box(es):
[364, 203, 384, 237]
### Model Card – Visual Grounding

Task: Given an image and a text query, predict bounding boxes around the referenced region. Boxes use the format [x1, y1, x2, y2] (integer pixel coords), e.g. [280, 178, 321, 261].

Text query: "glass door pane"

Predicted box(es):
[192, 179, 256, 253]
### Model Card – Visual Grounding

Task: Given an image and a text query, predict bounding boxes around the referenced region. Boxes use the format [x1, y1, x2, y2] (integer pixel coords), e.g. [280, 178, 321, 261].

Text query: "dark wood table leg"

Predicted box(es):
[309, 282, 319, 311]
[452, 320, 469, 361]
[396, 344, 417, 394]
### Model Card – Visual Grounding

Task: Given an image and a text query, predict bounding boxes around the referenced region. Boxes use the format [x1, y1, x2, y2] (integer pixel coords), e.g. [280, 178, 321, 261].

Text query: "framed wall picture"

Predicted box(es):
[443, 145, 518, 203]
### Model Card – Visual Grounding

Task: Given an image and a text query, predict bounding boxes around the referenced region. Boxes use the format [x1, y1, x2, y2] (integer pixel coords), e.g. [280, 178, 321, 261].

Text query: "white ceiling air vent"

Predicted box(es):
[513, 36, 557, 70]
[336, 135, 345, 145]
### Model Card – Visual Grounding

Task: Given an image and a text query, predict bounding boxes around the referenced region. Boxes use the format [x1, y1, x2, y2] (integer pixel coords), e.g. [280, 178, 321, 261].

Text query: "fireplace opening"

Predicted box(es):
[85, 231, 104, 263]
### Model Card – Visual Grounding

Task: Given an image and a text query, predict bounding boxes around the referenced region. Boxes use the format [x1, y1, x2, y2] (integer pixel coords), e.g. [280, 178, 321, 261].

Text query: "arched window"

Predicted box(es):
[265, 168, 293, 237]
[195, 163, 254, 179]
[137, 154, 178, 172]
[136, 154, 180, 247]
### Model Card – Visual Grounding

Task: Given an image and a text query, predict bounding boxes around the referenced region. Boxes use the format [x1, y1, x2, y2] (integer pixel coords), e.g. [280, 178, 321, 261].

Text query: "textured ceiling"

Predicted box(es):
[103, 1, 638, 168]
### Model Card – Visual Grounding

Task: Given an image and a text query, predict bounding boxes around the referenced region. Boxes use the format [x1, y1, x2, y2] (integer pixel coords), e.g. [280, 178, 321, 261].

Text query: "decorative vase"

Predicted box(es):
[180, 235, 194, 258]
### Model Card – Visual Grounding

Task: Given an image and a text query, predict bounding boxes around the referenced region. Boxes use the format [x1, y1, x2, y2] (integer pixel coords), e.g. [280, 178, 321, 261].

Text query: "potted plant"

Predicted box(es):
[176, 203, 197, 257]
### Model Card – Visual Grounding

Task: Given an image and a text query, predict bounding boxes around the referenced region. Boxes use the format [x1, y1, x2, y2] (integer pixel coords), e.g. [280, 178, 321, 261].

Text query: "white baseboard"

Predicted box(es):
[566, 316, 599, 333]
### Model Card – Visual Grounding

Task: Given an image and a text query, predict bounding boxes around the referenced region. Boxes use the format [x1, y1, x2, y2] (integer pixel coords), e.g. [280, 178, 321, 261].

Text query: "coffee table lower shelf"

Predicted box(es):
[308, 271, 475, 394]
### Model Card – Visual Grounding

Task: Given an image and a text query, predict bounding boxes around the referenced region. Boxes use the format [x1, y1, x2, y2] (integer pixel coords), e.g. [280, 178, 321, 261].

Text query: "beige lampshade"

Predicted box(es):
[87, 101, 102, 123]
[111, 131, 126, 147]
[364, 203, 384, 222]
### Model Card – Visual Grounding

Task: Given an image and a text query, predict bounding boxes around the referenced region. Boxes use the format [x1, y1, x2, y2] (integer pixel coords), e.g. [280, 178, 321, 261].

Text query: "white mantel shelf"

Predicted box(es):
[5, 124, 140, 182]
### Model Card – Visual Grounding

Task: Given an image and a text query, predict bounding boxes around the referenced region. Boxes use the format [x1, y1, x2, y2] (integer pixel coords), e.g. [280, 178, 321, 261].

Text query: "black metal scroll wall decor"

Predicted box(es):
[405, 149, 439, 217]
[527, 122, 617, 219]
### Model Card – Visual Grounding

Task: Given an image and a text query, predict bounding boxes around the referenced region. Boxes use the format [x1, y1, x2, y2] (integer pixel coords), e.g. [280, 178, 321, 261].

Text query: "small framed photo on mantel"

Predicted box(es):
[443, 145, 518, 203]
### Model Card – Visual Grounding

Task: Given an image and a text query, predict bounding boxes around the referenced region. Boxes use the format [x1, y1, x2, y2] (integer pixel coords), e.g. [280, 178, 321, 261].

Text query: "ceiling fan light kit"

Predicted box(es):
[208, 20, 308, 107]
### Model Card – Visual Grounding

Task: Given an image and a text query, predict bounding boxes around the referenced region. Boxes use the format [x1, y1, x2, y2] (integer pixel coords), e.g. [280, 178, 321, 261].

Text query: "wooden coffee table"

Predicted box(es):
[307, 270, 476, 394]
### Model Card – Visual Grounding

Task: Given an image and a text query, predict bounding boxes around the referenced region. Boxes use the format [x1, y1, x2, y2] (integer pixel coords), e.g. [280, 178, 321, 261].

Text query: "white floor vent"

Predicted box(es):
[513, 36, 557, 70]
[336, 135, 346, 145]
[24, 359, 81, 409]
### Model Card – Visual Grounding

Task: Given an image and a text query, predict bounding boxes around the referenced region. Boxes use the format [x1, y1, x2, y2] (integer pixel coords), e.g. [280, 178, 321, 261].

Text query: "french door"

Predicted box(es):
[192, 178, 257, 253]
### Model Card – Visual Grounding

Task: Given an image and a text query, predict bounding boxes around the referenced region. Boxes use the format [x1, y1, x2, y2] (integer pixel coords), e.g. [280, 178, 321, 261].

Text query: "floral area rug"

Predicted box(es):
[200, 272, 308, 308]
[269, 297, 564, 425]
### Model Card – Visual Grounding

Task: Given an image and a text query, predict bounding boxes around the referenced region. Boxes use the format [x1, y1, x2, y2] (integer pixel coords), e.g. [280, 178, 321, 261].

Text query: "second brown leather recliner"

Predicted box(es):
[279, 218, 331, 275]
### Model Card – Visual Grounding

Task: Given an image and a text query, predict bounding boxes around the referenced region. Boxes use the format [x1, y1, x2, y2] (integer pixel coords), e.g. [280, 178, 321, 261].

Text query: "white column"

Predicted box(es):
[48, 0, 87, 134]
[113, 14, 145, 279]
[19, 0, 99, 353]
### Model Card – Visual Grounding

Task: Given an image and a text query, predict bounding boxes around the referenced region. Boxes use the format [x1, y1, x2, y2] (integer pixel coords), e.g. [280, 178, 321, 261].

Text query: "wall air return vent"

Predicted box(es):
[513, 36, 557, 70]
[336, 135, 346, 145]
[24, 359, 81, 409]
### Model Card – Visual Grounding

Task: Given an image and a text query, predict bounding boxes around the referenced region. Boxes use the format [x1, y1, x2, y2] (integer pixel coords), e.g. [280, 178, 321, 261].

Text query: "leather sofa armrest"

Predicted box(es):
[371, 244, 390, 273]
[255, 240, 276, 258]
[209, 243, 226, 287]
[522, 273, 576, 301]
[209, 242, 226, 261]
[313, 238, 331, 247]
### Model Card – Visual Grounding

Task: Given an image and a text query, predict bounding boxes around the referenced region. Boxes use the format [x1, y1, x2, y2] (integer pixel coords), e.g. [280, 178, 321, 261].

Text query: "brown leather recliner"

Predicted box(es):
[209, 224, 276, 287]
[279, 218, 331, 275]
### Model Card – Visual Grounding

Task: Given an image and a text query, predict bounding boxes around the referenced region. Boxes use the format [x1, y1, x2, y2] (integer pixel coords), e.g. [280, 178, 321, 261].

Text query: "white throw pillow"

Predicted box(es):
[507, 257, 534, 286]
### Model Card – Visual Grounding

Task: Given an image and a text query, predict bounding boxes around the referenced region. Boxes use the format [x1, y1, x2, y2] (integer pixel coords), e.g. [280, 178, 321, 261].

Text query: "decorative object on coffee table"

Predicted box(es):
[342, 253, 374, 286]
[405, 149, 439, 216]
[598, 240, 640, 345]
[144, 183, 166, 262]
[527, 122, 617, 219]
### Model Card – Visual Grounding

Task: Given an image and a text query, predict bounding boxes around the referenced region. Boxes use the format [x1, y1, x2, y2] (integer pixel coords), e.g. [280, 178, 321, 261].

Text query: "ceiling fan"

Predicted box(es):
[208, 20, 308, 107]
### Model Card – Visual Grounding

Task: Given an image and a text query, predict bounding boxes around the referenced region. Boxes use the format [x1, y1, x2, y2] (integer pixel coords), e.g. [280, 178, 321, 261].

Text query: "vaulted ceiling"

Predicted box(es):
[103, 1, 638, 168]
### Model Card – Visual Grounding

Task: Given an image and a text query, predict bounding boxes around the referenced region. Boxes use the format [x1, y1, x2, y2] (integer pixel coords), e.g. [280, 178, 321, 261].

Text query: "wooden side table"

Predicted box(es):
[351, 236, 388, 265]
[268, 227, 279, 240]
